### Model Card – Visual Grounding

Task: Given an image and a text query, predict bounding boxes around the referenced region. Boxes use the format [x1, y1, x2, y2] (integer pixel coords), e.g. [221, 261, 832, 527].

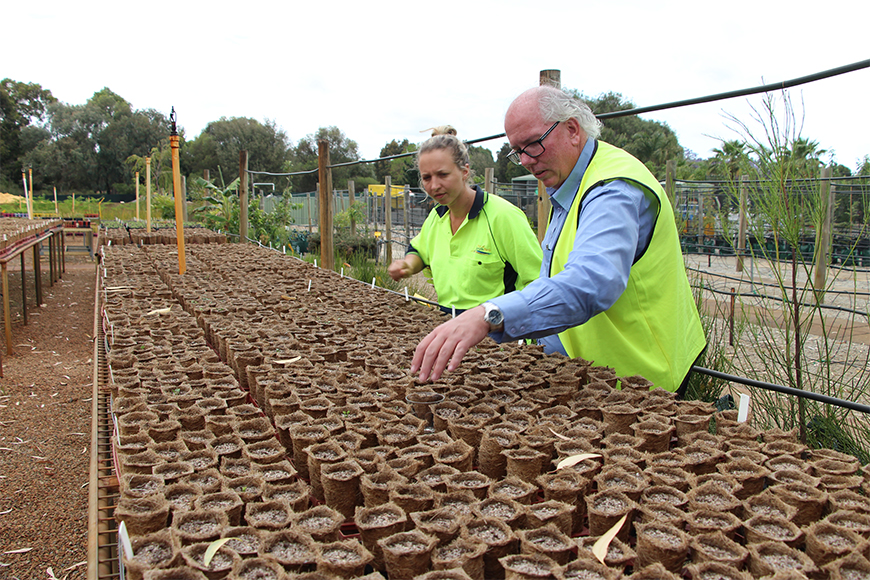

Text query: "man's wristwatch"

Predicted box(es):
[482, 302, 504, 331]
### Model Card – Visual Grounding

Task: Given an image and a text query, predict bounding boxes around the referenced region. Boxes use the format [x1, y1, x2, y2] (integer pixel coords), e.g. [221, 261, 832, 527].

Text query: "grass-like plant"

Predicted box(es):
[712, 91, 870, 462]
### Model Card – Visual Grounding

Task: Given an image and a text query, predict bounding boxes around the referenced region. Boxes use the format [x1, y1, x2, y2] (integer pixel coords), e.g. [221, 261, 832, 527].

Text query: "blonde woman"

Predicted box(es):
[389, 126, 542, 313]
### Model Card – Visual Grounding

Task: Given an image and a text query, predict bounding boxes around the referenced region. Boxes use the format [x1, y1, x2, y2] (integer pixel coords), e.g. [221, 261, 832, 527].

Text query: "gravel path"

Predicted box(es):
[0, 257, 94, 580]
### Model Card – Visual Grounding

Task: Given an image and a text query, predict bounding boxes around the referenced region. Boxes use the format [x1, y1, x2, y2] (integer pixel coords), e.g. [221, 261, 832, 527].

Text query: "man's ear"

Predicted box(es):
[563, 117, 586, 147]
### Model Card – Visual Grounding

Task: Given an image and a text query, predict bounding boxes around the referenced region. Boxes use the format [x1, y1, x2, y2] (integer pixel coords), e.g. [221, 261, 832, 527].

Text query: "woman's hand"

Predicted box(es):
[388, 254, 423, 281]
[388, 259, 413, 281]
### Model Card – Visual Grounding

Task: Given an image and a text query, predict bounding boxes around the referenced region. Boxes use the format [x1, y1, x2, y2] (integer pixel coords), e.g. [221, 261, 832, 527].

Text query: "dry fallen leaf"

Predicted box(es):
[555, 453, 601, 470]
[273, 356, 302, 365]
[145, 307, 172, 316]
[203, 538, 233, 566]
[548, 427, 571, 441]
[592, 513, 627, 564]
[3, 548, 33, 554]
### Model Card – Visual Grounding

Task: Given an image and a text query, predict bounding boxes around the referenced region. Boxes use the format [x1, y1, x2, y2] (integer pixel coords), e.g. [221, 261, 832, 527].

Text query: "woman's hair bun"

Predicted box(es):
[423, 125, 457, 137]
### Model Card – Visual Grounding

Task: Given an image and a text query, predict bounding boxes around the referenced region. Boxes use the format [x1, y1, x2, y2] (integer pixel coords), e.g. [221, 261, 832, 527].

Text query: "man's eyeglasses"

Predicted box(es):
[506, 121, 560, 165]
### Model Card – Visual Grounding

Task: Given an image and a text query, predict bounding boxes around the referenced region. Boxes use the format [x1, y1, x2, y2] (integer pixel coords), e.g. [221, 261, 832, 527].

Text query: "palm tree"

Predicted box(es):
[790, 137, 827, 177]
[711, 140, 745, 181]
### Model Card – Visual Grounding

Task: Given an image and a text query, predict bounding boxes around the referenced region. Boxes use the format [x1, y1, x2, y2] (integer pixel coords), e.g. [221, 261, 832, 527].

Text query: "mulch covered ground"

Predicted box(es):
[0, 256, 95, 580]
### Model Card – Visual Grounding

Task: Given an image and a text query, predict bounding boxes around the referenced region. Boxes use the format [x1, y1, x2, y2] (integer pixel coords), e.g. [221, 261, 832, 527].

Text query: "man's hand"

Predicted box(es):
[411, 306, 490, 382]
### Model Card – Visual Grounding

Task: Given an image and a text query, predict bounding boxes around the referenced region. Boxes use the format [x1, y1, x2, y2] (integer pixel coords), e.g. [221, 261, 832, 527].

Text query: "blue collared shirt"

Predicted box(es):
[489, 138, 656, 353]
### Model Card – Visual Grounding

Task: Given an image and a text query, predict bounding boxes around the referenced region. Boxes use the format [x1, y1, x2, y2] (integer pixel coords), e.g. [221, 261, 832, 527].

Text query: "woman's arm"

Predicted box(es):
[388, 253, 424, 281]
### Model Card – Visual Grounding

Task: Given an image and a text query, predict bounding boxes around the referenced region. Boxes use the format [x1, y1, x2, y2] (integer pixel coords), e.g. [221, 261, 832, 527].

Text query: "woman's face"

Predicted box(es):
[419, 148, 469, 207]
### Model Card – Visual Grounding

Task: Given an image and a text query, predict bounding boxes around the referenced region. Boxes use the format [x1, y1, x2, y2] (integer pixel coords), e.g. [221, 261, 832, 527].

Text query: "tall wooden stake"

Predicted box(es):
[22, 172, 31, 219]
[239, 150, 249, 242]
[403, 185, 410, 243]
[28, 168, 34, 219]
[146, 157, 152, 233]
[317, 140, 334, 271]
[536, 69, 559, 242]
[169, 107, 186, 275]
[307, 191, 313, 234]
[737, 175, 748, 272]
[384, 176, 393, 264]
[813, 167, 835, 295]
[348, 180, 356, 234]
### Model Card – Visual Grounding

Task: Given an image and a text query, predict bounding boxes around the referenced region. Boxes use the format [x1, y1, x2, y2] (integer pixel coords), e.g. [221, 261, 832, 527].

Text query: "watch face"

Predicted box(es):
[487, 309, 504, 326]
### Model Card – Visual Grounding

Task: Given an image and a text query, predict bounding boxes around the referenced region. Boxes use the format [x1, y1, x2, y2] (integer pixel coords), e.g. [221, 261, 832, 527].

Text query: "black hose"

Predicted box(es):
[692, 365, 870, 414]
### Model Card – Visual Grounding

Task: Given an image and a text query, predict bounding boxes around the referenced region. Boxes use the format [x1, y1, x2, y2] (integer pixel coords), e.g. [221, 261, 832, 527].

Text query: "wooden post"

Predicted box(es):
[145, 157, 152, 233]
[22, 172, 30, 218]
[28, 168, 34, 219]
[135, 172, 140, 221]
[384, 176, 393, 264]
[20, 254, 27, 325]
[203, 169, 210, 181]
[366, 187, 372, 232]
[539, 70, 561, 88]
[307, 191, 313, 234]
[72, 191, 76, 214]
[372, 184, 379, 230]
[813, 167, 834, 293]
[348, 180, 356, 234]
[737, 175, 748, 272]
[170, 125, 187, 275]
[33, 243, 42, 306]
[536, 69, 559, 243]
[2, 263, 11, 355]
[239, 150, 249, 242]
[48, 233, 55, 285]
[403, 185, 410, 243]
[665, 160, 676, 206]
[53, 186, 58, 215]
[317, 139, 334, 271]
[485, 167, 495, 195]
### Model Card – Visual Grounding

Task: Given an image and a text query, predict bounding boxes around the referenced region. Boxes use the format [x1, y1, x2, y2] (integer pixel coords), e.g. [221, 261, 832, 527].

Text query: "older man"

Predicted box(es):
[410, 85, 705, 394]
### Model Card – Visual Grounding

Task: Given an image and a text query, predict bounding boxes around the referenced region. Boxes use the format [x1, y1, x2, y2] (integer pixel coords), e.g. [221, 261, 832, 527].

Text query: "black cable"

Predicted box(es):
[676, 175, 870, 185]
[599, 59, 870, 120]
[693, 286, 867, 316]
[245, 60, 870, 178]
[694, 281, 869, 317]
[692, 365, 870, 414]
[687, 264, 870, 297]
[402, 60, 870, 150]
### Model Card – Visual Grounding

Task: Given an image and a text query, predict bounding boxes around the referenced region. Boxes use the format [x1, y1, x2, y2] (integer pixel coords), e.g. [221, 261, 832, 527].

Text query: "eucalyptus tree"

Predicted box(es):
[24, 88, 169, 195]
[185, 117, 291, 191]
[376, 138, 416, 185]
[285, 126, 374, 193]
[0, 79, 56, 190]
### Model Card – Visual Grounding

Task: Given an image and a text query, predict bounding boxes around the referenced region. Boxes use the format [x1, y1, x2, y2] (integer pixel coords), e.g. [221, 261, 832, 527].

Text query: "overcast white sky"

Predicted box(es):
[6, 0, 869, 171]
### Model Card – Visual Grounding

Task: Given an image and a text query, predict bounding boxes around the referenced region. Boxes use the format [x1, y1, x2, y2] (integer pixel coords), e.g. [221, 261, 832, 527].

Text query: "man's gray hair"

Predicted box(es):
[537, 86, 602, 140]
